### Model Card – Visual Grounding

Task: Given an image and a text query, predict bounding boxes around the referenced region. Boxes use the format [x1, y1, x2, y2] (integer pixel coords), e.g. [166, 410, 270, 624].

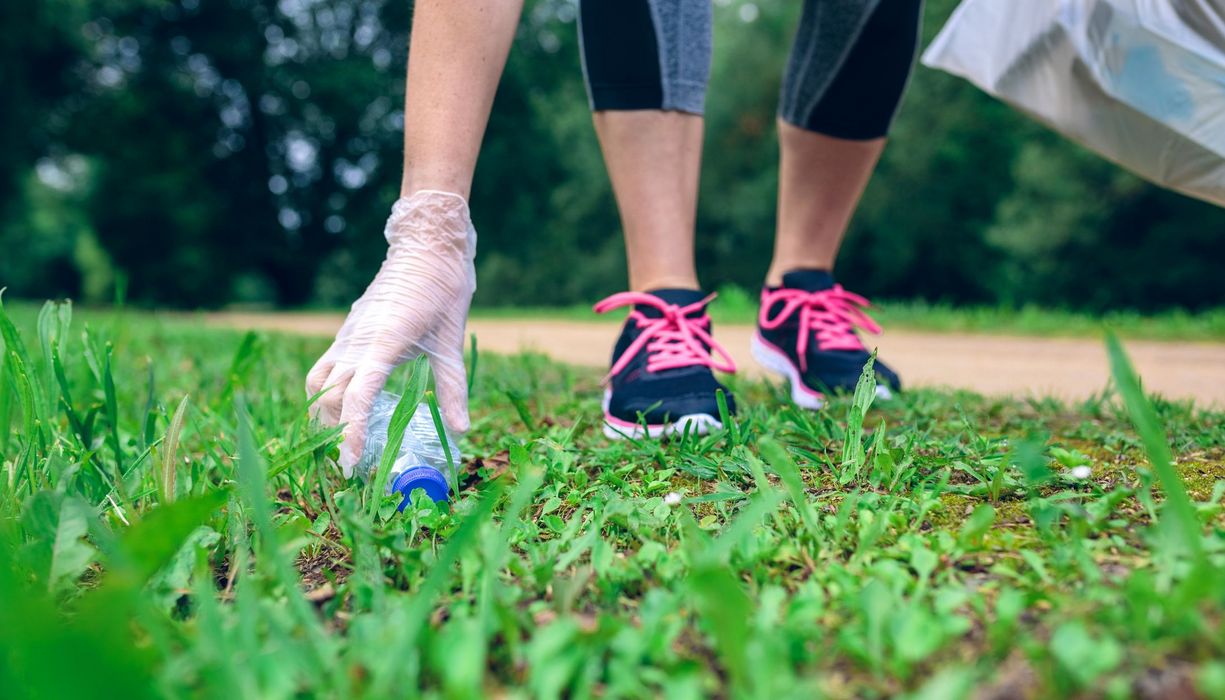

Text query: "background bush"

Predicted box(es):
[2, 0, 1223, 311]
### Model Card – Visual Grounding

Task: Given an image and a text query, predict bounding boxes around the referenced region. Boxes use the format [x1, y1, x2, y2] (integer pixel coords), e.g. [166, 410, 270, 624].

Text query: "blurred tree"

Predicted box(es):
[0, 163, 113, 304]
[1, 0, 1222, 311]
[0, 0, 85, 217]
[0, 0, 94, 299]
[56, 0, 414, 306]
[988, 135, 1225, 311]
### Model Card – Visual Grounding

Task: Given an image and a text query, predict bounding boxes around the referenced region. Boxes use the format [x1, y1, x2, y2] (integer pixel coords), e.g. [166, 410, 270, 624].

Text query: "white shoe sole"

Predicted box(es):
[601, 389, 723, 440]
[750, 332, 893, 410]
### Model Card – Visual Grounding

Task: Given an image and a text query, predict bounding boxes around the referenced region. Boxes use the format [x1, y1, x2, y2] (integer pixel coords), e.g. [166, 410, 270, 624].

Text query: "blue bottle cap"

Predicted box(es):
[393, 466, 450, 510]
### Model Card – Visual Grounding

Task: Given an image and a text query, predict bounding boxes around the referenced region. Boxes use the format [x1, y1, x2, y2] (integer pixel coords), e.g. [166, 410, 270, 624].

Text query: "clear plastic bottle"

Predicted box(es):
[355, 391, 460, 507]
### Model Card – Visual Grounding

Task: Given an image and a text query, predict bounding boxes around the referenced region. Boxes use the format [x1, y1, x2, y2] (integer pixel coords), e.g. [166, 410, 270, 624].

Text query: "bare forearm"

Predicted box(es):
[400, 0, 524, 198]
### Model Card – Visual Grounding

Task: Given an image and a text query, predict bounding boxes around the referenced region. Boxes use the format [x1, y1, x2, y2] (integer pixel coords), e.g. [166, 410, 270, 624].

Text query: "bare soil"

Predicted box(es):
[200, 311, 1225, 408]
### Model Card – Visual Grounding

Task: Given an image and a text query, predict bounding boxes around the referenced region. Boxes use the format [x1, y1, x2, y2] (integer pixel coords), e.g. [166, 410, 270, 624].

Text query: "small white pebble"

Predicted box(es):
[663, 492, 682, 506]
[1070, 466, 1092, 480]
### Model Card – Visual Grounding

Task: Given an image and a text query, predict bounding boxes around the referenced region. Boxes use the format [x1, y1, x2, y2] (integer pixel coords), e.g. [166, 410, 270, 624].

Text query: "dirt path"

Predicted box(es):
[201, 311, 1225, 407]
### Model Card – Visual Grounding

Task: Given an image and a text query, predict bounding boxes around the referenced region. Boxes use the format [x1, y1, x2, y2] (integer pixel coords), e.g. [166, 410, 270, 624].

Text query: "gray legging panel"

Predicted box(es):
[578, 0, 923, 140]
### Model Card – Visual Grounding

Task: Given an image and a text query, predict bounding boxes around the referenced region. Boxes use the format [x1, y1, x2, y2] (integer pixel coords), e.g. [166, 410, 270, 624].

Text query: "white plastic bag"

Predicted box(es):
[922, 0, 1225, 208]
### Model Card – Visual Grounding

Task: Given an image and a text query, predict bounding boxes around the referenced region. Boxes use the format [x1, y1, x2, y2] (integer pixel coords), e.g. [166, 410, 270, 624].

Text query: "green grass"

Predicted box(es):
[466, 286, 1225, 342]
[1, 299, 1224, 699]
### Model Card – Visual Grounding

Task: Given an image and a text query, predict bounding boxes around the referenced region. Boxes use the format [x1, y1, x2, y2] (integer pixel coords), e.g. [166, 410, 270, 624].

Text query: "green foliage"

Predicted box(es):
[2, 0, 1224, 311]
[1049, 621, 1123, 690]
[0, 303, 1223, 696]
[19, 491, 97, 595]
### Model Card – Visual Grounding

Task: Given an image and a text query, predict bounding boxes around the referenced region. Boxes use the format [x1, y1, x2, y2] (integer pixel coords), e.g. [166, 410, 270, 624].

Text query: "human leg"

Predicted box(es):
[755, 0, 923, 404]
[592, 111, 704, 292]
[580, 0, 711, 292]
[769, 0, 922, 285]
[580, 0, 736, 437]
[767, 129, 886, 285]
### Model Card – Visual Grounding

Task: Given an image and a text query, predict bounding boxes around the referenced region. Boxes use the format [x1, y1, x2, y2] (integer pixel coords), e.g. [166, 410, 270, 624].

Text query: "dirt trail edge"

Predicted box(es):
[202, 312, 1225, 408]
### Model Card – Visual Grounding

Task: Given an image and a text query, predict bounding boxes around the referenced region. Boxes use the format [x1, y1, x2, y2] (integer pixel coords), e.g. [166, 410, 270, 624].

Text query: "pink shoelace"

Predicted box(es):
[594, 292, 737, 383]
[758, 285, 882, 372]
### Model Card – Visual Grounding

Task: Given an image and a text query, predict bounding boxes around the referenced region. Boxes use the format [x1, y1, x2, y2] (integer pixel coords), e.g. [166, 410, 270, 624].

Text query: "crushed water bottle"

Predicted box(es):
[354, 391, 460, 508]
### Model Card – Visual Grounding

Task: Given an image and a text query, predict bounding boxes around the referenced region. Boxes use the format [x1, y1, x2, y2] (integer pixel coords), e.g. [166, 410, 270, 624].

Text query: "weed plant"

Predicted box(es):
[1, 299, 1223, 698]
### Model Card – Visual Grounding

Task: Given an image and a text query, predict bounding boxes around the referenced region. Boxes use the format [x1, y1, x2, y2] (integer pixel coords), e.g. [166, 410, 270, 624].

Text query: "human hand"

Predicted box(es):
[306, 190, 476, 475]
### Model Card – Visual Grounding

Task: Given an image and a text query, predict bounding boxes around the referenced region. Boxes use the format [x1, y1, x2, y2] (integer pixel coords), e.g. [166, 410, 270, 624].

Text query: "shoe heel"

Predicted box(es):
[750, 333, 825, 410]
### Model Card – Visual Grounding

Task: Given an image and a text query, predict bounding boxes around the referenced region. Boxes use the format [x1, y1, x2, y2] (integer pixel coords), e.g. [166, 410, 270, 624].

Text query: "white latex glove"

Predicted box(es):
[306, 190, 476, 475]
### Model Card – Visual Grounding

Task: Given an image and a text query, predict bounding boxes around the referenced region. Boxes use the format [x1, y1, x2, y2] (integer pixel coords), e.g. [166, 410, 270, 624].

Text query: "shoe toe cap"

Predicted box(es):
[608, 387, 735, 426]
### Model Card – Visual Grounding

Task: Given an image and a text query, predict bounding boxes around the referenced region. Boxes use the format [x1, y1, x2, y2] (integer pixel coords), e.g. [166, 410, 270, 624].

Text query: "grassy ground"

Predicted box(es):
[1, 300, 1224, 699]
[466, 287, 1225, 342]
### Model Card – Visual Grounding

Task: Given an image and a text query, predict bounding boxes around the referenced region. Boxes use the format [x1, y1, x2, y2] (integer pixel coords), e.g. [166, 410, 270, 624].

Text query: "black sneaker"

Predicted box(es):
[751, 269, 900, 409]
[594, 289, 737, 439]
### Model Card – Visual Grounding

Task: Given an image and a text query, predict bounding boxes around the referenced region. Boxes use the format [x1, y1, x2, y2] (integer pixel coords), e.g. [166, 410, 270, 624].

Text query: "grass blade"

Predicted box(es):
[160, 394, 190, 503]
[840, 352, 878, 484]
[467, 331, 479, 398]
[425, 389, 457, 485]
[51, 343, 90, 449]
[220, 331, 265, 402]
[759, 438, 823, 546]
[101, 341, 126, 488]
[367, 355, 430, 519]
[716, 388, 739, 445]
[1104, 333, 1203, 563]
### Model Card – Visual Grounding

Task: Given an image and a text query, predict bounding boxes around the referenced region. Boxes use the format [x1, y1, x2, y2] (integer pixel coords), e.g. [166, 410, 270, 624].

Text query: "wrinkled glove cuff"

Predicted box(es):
[385, 190, 477, 261]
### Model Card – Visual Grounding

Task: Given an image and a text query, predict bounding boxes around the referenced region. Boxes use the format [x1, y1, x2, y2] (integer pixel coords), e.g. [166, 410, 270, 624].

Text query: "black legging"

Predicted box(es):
[579, 0, 923, 140]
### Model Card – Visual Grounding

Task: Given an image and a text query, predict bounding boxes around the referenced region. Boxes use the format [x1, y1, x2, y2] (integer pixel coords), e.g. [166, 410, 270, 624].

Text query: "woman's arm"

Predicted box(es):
[306, 0, 524, 474]
[401, 0, 524, 197]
